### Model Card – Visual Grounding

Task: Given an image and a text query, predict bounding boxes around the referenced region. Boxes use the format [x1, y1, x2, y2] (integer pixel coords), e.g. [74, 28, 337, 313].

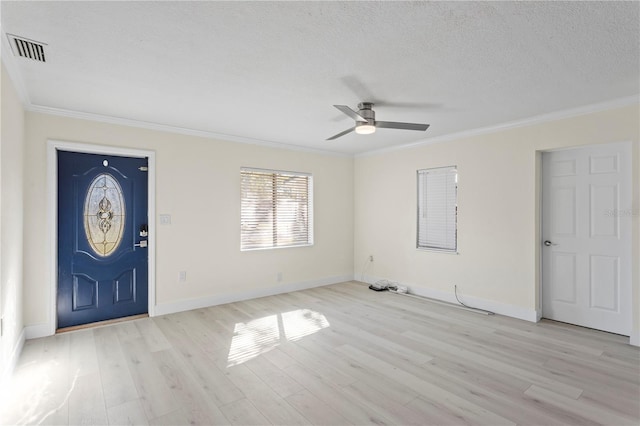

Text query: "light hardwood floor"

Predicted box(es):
[1, 281, 638, 425]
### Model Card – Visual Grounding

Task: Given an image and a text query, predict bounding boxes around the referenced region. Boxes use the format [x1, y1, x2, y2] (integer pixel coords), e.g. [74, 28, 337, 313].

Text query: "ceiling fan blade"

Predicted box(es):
[333, 105, 368, 122]
[376, 121, 430, 131]
[326, 127, 355, 140]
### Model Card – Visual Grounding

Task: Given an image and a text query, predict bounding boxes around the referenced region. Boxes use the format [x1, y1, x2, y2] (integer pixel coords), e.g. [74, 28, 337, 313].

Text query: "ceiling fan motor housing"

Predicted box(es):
[357, 102, 375, 123]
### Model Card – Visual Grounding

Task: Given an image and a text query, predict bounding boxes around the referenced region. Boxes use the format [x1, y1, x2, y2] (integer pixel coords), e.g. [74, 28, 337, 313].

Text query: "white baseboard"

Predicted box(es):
[154, 275, 353, 317]
[22, 276, 351, 336]
[358, 274, 538, 322]
[0, 327, 25, 394]
[630, 332, 640, 347]
[25, 323, 53, 340]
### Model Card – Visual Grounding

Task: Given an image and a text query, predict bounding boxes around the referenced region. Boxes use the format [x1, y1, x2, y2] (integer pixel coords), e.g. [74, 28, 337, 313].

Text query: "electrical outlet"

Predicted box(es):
[179, 271, 187, 282]
[369, 255, 374, 262]
[277, 272, 283, 282]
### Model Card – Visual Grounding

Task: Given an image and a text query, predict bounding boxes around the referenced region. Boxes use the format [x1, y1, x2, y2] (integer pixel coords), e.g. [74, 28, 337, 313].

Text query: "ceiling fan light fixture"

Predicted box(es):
[327, 102, 429, 140]
[355, 122, 376, 135]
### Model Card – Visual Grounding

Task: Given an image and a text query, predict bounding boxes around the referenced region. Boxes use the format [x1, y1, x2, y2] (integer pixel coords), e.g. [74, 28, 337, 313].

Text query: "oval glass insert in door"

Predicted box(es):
[83, 173, 125, 256]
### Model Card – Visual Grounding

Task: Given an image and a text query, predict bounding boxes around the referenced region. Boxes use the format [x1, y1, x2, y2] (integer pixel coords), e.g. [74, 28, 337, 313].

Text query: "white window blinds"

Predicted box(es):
[241, 168, 313, 250]
[417, 166, 457, 251]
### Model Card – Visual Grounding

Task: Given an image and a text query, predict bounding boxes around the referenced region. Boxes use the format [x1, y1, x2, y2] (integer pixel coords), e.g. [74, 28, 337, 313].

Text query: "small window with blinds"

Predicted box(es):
[241, 168, 313, 251]
[417, 166, 458, 252]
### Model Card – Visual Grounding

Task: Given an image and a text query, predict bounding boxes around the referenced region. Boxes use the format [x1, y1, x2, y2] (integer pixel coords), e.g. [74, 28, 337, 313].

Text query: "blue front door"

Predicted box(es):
[57, 150, 148, 328]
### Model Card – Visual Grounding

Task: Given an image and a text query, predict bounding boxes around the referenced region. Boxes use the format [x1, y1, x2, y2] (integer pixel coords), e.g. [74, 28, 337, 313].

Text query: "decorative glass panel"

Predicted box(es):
[84, 174, 125, 257]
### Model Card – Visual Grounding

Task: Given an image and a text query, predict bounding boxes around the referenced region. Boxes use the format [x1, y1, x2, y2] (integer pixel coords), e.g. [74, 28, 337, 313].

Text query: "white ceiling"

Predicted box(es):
[1, 1, 639, 155]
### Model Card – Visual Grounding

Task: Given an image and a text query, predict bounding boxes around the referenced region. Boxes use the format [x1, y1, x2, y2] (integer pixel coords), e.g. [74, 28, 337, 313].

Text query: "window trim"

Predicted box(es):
[240, 167, 314, 251]
[416, 165, 458, 254]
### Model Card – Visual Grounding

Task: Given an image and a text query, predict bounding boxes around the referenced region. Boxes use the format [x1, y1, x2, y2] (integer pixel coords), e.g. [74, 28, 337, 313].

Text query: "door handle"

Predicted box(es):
[135, 240, 148, 248]
[544, 240, 557, 247]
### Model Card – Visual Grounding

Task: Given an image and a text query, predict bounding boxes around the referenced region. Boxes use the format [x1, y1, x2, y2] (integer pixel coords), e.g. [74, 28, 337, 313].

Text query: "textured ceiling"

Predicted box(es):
[1, 1, 639, 155]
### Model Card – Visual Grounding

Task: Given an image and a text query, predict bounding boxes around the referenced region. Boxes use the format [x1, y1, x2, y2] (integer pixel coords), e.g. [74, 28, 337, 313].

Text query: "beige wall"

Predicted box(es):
[0, 62, 25, 380]
[23, 113, 354, 328]
[354, 104, 640, 340]
[8, 74, 640, 344]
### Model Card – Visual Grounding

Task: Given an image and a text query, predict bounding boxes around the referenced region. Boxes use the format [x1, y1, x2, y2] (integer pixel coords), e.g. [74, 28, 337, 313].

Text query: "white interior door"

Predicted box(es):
[542, 142, 632, 335]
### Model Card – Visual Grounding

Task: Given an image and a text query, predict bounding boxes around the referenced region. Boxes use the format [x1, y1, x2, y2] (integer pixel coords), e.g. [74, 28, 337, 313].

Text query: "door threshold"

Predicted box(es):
[56, 313, 149, 334]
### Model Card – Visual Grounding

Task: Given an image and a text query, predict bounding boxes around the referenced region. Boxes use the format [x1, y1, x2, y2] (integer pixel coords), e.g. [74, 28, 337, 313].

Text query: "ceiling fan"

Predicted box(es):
[327, 102, 430, 140]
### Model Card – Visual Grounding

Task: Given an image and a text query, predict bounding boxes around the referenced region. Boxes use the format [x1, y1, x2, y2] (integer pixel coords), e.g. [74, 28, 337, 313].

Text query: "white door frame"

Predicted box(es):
[47, 140, 156, 336]
[538, 140, 634, 344]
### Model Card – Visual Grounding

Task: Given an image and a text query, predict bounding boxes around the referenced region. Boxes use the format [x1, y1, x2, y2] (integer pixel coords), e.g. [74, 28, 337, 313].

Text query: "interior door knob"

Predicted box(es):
[544, 240, 555, 246]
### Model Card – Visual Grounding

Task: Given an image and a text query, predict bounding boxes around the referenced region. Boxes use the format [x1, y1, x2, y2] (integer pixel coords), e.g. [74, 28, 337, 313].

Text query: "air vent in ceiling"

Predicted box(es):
[7, 34, 47, 62]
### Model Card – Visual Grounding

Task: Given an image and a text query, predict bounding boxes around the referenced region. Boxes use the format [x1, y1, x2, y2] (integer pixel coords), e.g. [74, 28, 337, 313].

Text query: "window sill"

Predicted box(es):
[416, 247, 459, 254]
[241, 243, 314, 252]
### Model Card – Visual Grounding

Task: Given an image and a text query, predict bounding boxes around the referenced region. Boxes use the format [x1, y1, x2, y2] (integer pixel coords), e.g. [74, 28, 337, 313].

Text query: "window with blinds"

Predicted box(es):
[241, 168, 313, 250]
[417, 166, 457, 252]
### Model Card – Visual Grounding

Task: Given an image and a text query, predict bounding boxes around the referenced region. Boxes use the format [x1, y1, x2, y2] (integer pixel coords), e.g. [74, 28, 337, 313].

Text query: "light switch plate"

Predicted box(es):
[159, 214, 171, 225]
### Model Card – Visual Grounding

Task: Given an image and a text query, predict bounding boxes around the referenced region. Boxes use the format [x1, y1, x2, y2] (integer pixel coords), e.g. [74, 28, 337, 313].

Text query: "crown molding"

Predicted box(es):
[27, 95, 638, 160]
[357, 95, 640, 158]
[26, 104, 351, 158]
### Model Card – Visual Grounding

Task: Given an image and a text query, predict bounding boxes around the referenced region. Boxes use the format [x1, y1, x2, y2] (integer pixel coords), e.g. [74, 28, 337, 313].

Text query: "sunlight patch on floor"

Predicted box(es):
[0, 359, 78, 425]
[227, 308, 329, 366]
